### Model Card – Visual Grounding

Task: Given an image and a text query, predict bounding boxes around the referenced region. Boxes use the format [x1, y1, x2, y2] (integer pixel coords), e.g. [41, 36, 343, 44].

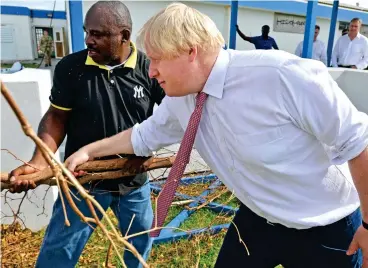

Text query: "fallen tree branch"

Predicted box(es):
[1, 80, 149, 267]
[1, 156, 175, 189]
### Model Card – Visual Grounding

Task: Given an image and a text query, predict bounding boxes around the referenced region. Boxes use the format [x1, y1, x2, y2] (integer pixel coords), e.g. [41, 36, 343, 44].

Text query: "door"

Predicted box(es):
[35, 27, 55, 58]
[1, 24, 17, 61]
[53, 27, 65, 59]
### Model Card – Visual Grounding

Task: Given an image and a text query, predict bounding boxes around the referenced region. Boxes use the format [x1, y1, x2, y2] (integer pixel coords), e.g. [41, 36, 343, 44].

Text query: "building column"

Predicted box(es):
[302, 0, 318, 59]
[67, 0, 84, 53]
[327, 0, 339, 67]
[229, 0, 238, 49]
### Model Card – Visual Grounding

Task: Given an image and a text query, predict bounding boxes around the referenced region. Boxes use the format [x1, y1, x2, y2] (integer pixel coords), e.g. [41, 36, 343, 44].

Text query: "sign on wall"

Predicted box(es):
[273, 13, 306, 34]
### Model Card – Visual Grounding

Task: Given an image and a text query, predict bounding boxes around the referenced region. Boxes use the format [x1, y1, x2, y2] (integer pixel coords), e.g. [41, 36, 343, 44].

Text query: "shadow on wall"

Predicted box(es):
[328, 68, 368, 115]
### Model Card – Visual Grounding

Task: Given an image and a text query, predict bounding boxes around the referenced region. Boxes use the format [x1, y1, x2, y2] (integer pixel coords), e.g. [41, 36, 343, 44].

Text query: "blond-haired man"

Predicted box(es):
[331, 17, 368, 69]
[65, 3, 368, 267]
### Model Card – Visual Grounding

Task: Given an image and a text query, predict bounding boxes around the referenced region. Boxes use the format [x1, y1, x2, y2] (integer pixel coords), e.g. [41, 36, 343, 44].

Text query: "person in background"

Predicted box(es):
[295, 25, 327, 66]
[65, 3, 368, 268]
[39, 30, 54, 67]
[9, 1, 164, 267]
[331, 17, 368, 69]
[342, 28, 349, 36]
[236, 24, 279, 50]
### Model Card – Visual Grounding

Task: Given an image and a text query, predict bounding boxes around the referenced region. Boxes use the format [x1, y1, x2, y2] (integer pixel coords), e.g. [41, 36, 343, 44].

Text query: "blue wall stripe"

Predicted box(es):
[68, 0, 85, 53]
[209, 1, 368, 23]
[0, 5, 30, 16]
[31, 9, 66, 19]
[0, 5, 66, 19]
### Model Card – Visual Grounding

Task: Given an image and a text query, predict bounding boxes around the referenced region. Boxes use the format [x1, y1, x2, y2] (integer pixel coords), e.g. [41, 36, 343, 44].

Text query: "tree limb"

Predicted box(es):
[1, 156, 175, 189]
[1, 80, 150, 267]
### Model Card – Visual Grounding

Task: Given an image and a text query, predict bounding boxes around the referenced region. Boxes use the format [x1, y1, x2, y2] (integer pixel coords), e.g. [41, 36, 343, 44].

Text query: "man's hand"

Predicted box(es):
[9, 161, 47, 193]
[65, 148, 91, 173]
[347, 225, 368, 267]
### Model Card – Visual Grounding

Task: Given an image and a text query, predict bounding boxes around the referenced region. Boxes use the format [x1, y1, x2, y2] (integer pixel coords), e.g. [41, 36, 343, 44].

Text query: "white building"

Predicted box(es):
[77, 1, 368, 54]
[1, 5, 68, 61]
[1, 1, 367, 61]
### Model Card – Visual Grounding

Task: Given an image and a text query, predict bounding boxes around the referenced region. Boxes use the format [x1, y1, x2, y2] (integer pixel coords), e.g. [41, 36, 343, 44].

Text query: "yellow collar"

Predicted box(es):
[85, 42, 137, 70]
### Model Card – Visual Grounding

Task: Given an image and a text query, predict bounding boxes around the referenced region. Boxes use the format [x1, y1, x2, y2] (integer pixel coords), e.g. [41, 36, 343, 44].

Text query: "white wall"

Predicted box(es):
[236, 7, 342, 54]
[82, 1, 229, 49]
[82, 1, 343, 56]
[328, 68, 368, 114]
[0, 68, 60, 231]
[1, 14, 33, 61]
[0, 15, 68, 61]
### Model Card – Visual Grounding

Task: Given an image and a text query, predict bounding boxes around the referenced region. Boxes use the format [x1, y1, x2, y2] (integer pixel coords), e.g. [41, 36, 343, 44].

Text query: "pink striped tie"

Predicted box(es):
[150, 92, 208, 237]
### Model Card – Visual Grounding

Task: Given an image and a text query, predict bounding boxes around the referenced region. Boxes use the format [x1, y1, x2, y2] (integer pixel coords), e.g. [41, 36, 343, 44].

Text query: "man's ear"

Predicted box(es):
[121, 29, 131, 43]
[188, 47, 198, 62]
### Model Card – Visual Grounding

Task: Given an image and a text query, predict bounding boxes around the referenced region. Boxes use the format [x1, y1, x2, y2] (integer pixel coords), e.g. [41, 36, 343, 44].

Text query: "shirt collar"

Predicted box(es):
[345, 33, 362, 41]
[202, 48, 229, 99]
[85, 42, 138, 70]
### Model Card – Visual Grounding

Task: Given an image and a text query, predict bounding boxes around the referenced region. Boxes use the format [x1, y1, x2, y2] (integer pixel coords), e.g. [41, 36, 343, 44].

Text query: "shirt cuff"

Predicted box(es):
[131, 123, 153, 157]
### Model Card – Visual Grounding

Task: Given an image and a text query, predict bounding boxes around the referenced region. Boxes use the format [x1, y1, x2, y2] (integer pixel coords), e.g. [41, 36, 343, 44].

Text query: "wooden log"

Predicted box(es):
[0, 156, 175, 189]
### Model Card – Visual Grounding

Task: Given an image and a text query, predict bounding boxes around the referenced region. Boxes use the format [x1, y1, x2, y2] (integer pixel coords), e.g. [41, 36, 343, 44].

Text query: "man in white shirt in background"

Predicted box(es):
[332, 17, 368, 69]
[62, 3, 368, 268]
[295, 25, 328, 65]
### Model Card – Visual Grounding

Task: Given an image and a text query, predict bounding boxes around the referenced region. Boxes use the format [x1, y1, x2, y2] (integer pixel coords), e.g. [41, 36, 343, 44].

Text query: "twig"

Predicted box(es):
[1, 81, 149, 268]
[125, 214, 136, 237]
[85, 200, 127, 268]
[230, 219, 250, 256]
[1, 148, 41, 171]
[195, 237, 201, 268]
[185, 188, 227, 211]
[171, 200, 194, 206]
[105, 241, 113, 268]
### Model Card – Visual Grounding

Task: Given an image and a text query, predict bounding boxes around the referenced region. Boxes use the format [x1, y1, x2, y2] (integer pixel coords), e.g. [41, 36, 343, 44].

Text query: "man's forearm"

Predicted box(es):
[84, 128, 134, 159]
[32, 107, 68, 164]
[349, 147, 368, 222]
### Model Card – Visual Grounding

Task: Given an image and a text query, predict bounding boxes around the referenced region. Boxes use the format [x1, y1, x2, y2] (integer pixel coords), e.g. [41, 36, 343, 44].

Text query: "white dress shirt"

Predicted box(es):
[331, 33, 368, 69]
[132, 48, 368, 229]
[295, 39, 327, 65]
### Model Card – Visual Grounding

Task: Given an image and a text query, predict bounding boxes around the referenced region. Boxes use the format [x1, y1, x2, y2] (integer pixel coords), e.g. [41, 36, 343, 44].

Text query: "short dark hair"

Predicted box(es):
[315, 25, 320, 30]
[350, 17, 362, 24]
[87, 1, 132, 31]
[262, 25, 270, 30]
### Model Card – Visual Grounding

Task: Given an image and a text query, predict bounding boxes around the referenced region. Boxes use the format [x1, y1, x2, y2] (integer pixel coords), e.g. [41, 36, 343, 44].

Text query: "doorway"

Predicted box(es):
[35, 27, 55, 58]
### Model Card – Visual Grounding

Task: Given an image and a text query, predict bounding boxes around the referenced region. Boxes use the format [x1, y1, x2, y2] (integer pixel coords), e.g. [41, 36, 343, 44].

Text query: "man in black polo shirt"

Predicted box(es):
[9, 1, 164, 267]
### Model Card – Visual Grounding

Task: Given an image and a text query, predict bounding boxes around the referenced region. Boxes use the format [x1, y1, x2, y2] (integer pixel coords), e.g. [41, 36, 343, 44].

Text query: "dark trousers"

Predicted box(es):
[215, 204, 362, 268]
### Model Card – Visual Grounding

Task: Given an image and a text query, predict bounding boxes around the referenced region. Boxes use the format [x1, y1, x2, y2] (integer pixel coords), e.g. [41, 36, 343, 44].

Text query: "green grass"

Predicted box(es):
[2, 186, 284, 268]
[214, 190, 240, 208]
[1, 62, 39, 69]
[149, 231, 226, 268]
[176, 208, 230, 232]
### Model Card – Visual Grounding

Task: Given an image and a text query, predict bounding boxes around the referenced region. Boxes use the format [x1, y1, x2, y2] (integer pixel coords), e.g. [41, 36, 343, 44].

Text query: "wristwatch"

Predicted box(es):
[363, 220, 368, 230]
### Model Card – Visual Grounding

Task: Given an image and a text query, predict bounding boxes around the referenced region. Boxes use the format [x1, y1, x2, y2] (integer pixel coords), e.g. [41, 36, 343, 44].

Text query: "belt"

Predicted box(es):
[338, 65, 353, 68]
